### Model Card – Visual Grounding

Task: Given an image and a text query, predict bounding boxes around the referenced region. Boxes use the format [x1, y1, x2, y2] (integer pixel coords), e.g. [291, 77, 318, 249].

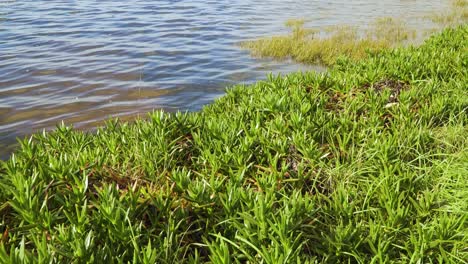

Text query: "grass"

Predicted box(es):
[241, 0, 467, 67]
[0, 26, 467, 263]
[429, 0, 468, 26]
[240, 17, 415, 66]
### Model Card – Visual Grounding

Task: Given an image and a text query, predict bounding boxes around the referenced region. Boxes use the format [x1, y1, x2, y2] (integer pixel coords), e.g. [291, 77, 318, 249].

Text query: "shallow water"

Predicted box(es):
[0, 0, 449, 159]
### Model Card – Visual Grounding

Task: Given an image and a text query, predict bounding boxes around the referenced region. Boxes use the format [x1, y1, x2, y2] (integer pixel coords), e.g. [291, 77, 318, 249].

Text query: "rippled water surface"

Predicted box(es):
[0, 0, 449, 158]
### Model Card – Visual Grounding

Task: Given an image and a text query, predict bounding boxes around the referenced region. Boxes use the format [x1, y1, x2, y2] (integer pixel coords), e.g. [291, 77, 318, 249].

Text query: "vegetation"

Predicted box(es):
[241, 0, 467, 66]
[240, 17, 414, 66]
[429, 0, 468, 26]
[0, 25, 467, 263]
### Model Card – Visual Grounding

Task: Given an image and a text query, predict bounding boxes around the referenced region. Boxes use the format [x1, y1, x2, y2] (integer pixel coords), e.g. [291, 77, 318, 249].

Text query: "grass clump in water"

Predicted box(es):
[430, 0, 468, 25]
[0, 26, 467, 263]
[241, 17, 415, 66]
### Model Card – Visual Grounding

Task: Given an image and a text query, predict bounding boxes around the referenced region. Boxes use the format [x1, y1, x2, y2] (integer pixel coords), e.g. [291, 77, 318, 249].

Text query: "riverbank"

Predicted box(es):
[1, 25, 467, 262]
[0, 1, 455, 157]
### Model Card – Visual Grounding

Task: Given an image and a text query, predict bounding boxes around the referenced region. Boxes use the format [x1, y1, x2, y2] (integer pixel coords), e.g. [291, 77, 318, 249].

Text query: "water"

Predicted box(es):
[0, 0, 449, 159]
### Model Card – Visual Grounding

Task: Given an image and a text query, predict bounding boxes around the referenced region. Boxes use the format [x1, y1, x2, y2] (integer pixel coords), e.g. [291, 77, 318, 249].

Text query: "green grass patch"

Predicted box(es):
[241, 0, 468, 67]
[0, 26, 467, 263]
[429, 0, 468, 25]
[240, 17, 415, 66]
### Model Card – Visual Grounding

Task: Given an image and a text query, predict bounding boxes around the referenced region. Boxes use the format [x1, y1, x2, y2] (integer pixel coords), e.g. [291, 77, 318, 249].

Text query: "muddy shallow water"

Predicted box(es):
[0, 0, 449, 159]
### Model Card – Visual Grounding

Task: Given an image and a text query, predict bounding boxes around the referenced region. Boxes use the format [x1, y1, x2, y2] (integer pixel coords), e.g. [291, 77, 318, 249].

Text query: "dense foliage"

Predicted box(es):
[0, 26, 467, 263]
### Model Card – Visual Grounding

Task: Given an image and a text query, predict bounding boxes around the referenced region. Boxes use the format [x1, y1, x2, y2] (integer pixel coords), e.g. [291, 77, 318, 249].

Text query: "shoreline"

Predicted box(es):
[241, 0, 467, 66]
[0, 0, 464, 159]
[0, 25, 466, 262]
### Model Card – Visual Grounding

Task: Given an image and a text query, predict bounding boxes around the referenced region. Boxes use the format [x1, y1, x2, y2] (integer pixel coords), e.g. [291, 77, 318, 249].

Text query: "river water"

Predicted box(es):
[0, 0, 449, 159]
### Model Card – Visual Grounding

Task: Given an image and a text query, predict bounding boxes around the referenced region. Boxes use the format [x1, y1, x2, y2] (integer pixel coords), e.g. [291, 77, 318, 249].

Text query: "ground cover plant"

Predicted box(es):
[0, 25, 467, 263]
